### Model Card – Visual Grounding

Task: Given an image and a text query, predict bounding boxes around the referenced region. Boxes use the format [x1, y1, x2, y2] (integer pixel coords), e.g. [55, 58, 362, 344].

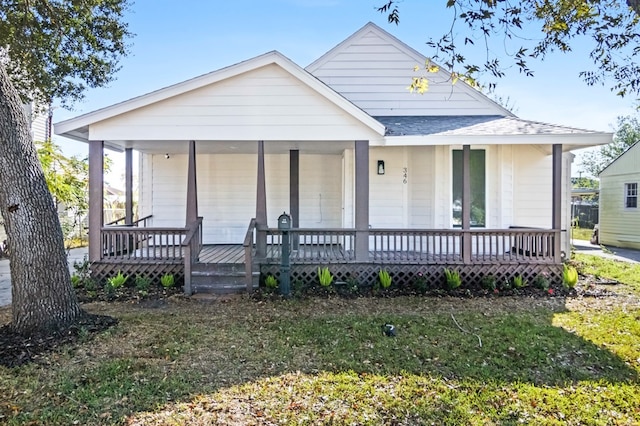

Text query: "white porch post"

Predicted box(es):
[125, 147, 133, 225]
[88, 140, 104, 262]
[552, 144, 562, 263]
[256, 140, 267, 257]
[355, 140, 369, 262]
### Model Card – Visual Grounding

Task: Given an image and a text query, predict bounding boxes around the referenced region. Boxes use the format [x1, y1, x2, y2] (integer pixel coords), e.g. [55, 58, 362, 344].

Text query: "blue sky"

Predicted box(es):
[55, 0, 637, 171]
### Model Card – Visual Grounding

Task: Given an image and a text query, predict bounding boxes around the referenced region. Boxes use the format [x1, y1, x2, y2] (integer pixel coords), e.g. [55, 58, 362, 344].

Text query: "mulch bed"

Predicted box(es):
[0, 312, 117, 368]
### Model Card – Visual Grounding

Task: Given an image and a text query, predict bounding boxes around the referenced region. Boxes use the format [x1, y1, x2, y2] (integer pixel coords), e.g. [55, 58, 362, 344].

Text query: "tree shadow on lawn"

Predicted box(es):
[1, 295, 638, 424]
[256, 300, 638, 387]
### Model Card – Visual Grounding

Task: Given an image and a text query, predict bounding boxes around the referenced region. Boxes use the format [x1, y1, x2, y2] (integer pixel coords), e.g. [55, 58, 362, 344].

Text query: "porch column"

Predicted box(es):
[462, 144, 471, 263]
[552, 144, 562, 263]
[88, 140, 104, 262]
[125, 148, 133, 225]
[355, 140, 369, 262]
[256, 140, 267, 257]
[290, 150, 299, 249]
[186, 140, 198, 224]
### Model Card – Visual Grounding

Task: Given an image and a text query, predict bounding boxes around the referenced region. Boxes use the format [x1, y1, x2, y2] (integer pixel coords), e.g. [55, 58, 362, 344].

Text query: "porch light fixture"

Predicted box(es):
[377, 160, 385, 175]
[165, 153, 170, 159]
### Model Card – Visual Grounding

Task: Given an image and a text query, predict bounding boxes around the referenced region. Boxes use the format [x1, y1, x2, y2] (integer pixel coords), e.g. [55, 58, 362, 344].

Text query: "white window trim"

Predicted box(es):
[624, 182, 638, 209]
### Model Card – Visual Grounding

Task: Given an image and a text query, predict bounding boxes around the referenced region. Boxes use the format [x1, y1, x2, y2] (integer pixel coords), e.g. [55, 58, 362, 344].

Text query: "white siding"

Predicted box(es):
[513, 145, 571, 254]
[299, 155, 342, 228]
[150, 154, 188, 228]
[432, 145, 450, 228]
[308, 26, 508, 117]
[139, 153, 153, 219]
[494, 145, 514, 228]
[599, 144, 640, 249]
[513, 146, 553, 228]
[408, 147, 435, 227]
[149, 152, 342, 243]
[89, 64, 380, 142]
[369, 147, 406, 227]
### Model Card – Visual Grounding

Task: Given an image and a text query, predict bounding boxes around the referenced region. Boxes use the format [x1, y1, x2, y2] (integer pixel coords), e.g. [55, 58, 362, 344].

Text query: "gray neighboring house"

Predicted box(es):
[599, 142, 640, 250]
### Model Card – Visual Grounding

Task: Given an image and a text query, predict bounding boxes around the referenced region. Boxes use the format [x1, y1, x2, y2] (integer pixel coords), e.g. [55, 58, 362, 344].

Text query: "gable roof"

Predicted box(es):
[306, 22, 515, 118]
[376, 115, 602, 136]
[599, 141, 640, 176]
[55, 50, 386, 143]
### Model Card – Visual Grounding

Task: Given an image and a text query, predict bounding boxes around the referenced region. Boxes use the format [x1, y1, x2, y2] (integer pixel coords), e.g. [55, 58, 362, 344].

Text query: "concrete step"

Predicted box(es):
[191, 263, 259, 294]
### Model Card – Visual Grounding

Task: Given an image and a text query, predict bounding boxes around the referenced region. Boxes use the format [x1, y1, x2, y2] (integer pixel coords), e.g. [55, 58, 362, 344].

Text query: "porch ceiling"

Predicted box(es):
[110, 139, 357, 155]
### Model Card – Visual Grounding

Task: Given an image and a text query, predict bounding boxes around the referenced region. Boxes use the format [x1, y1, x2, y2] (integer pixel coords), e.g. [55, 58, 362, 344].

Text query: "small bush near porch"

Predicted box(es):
[0, 255, 638, 425]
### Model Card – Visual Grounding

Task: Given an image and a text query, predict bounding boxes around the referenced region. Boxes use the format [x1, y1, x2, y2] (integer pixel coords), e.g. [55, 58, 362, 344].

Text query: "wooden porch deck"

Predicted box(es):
[94, 223, 564, 292]
[196, 243, 551, 265]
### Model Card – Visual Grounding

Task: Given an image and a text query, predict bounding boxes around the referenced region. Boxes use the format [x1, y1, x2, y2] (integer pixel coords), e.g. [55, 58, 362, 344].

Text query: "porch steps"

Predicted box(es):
[191, 263, 259, 294]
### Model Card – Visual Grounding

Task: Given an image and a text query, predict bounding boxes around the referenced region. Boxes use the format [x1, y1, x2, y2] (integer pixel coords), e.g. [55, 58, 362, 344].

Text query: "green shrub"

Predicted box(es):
[378, 269, 392, 289]
[563, 264, 579, 289]
[135, 275, 151, 293]
[444, 268, 461, 290]
[265, 274, 278, 289]
[512, 275, 527, 289]
[480, 274, 496, 291]
[412, 272, 428, 293]
[71, 256, 91, 287]
[532, 273, 550, 290]
[317, 267, 334, 287]
[107, 271, 127, 289]
[70, 274, 83, 288]
[160, 273, 175, 288]
[346, 276, 360, 293]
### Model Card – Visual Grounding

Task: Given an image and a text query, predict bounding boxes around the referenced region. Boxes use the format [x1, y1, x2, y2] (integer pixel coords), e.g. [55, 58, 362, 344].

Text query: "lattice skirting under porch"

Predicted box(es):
[90, 261, 184, 285]
[260, 263, 564, 289]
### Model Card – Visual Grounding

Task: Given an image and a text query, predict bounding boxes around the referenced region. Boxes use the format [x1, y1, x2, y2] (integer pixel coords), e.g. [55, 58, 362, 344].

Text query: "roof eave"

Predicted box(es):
[55, 50, 385, 140]
[384, 132, 613, 151]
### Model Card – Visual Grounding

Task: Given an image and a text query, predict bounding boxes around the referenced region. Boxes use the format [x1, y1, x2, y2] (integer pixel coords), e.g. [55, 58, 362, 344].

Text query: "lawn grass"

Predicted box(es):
[570, 227, 594, 241]
[573, 252, 640, 295]
[1, 288, 639, 425]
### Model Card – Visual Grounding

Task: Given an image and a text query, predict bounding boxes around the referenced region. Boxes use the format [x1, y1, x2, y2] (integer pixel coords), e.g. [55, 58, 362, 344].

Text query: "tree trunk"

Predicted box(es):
[0, 63, 82, 334]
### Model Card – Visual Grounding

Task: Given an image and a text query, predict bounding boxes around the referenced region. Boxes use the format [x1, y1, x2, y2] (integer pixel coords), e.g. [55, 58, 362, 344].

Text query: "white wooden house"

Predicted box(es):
[599, 142, 640, 249]
[55, 23, 612, 293]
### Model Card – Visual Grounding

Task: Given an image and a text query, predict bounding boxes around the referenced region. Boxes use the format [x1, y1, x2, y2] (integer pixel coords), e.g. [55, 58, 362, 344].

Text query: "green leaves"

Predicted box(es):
[379, 1, 640, 97]
[563, 264, 579, 289]
[317, 266, 334, 287]
[0, 0, 132, 106]
[36, 139, 88, 213]
[378, 268, 392, 289]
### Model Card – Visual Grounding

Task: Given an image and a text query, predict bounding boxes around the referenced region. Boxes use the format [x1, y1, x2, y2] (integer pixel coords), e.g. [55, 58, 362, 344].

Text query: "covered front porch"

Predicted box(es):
[83, 132, 568, 294]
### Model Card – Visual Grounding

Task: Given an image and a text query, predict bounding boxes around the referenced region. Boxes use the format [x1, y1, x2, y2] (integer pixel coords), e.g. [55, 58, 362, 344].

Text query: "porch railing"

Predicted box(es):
[264, 228, 357, 263]
[243, 218, 258, 291]
[261, 227, 559, 264]
[105, 214, 152, 227]
[183, 217, 204, 295]
[100, 215, 202, 262]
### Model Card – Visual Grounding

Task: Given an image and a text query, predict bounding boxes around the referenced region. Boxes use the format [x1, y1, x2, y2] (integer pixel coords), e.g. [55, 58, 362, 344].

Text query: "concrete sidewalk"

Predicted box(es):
[572, 239, 640, 263]
[0, 247, 88, 307]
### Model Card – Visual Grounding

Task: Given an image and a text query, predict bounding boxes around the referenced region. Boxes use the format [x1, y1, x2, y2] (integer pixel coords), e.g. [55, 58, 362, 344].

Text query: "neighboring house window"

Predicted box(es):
[625, 183, 638, 208]
[452, 149, 486, 227]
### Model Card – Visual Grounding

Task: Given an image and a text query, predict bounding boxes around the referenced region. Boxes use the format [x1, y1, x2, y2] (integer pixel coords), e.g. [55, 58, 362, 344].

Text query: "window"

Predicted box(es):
[625, 183, 638, 208]
[452, 149, 486, 227]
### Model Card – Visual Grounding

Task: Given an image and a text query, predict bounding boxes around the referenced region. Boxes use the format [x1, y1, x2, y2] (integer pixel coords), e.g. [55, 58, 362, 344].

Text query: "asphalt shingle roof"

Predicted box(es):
[374, 115, 599, 137]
